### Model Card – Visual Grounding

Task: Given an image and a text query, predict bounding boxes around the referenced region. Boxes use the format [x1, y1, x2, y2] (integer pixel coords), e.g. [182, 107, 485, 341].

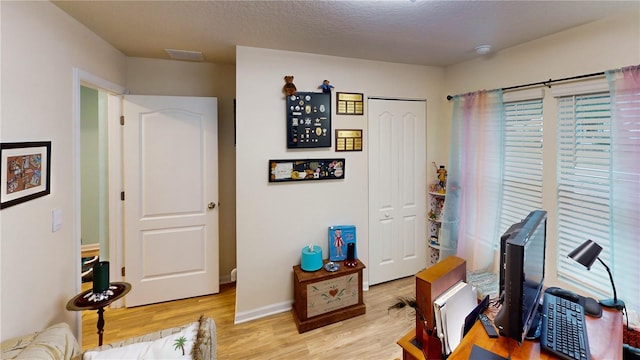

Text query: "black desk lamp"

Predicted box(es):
[567, 239, 625, 310]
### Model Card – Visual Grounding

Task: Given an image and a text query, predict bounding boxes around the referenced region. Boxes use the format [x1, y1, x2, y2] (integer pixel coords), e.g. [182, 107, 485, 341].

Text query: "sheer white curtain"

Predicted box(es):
[605, 65, 640, 316]
[441, 90, 505, 271]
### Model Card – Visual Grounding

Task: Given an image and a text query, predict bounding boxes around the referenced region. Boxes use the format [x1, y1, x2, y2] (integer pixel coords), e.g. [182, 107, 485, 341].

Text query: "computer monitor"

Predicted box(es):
[498, 220, 525, 303]
[494, 210, 547, 344]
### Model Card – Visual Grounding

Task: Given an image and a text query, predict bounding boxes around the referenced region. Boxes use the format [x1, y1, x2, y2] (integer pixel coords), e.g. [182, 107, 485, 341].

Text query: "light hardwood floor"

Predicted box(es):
[80, 276, 416, 360]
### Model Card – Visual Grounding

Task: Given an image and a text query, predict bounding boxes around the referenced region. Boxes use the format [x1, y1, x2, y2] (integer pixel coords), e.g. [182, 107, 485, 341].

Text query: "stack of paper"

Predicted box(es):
[433, 281, 478, 355]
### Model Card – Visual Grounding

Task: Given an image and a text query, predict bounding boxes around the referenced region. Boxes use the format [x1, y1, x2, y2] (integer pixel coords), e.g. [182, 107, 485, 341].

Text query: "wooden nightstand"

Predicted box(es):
[292, 259, 366, 333]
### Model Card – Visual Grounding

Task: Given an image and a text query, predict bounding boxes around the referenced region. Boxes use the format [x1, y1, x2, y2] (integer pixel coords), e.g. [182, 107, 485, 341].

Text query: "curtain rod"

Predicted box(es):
[445, 71, 605, 101]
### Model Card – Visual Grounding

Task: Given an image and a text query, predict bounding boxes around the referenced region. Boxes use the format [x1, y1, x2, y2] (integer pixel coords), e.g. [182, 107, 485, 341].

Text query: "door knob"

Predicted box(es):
[385, 213, 390, 218]
[208, 202, 216, 210]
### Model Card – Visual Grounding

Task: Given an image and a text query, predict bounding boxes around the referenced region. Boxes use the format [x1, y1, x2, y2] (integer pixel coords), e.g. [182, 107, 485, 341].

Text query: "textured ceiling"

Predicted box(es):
[53, 0, 640, 67]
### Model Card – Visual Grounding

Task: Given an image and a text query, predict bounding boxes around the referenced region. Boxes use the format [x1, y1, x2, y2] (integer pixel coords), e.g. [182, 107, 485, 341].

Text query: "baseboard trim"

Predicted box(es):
[234, 300, 293, 325]
[219, 274, 233, 285]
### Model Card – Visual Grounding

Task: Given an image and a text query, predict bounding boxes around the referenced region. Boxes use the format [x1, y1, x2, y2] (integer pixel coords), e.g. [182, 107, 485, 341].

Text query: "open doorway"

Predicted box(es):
[79, 85, 107, 285]
[72, 69, 125, 322]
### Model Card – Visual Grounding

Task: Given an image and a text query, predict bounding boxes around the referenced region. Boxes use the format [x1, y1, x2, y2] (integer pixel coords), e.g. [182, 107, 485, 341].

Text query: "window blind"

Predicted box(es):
[499, 99, 544, 235]
[556, 93, 613, 297]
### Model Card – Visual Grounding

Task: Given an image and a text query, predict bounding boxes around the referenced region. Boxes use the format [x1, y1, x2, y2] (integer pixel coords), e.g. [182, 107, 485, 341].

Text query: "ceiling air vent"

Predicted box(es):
[164, 48, 205, 62]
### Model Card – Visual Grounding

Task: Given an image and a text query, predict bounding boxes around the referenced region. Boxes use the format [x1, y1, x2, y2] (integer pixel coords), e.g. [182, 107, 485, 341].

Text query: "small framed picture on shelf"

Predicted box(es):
[328, 225, 356, 261]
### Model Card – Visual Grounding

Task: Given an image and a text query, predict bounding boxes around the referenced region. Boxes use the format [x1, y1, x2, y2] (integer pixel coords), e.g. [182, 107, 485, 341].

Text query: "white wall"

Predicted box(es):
[0, 1, 126, 340]
[125, 57, 237, 282]
[440, 12, 640, 290]
[234, 46, 444, 322]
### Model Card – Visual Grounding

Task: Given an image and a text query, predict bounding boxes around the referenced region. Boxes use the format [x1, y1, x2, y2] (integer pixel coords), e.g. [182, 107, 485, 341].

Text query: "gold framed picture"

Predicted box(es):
[335, 129, 363, 152]
[336, 92, 364, 115]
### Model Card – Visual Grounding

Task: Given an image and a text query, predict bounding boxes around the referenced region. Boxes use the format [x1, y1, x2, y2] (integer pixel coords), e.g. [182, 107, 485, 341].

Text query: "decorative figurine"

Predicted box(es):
[319, 79, 334, 93]
[432, 162, 447, 194]
[283, 75, 297, 96]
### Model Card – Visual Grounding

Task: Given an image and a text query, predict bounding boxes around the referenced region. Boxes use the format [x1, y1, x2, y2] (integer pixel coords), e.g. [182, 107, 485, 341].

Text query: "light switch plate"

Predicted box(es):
[52, 208, 62, 232]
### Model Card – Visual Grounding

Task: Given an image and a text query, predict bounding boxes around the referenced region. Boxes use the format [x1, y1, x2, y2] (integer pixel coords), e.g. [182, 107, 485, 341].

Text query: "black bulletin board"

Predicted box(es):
[286, 92, 331, 148]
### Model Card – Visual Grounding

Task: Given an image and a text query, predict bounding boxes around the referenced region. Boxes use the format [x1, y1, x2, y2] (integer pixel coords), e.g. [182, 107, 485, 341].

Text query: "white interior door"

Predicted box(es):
[368, 98, 426, 285]
[123, 95, 219, 307]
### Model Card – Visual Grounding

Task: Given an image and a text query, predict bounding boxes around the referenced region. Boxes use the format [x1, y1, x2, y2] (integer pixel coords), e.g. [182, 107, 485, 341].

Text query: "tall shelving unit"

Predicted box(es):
[427, 191, 445, 266]
[427, 163, 447, 267]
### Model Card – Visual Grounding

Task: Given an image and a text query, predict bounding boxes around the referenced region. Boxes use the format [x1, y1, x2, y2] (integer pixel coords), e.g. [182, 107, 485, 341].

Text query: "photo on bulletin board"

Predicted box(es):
[329, 225, 356, 261]
[269, 158, 345, 182]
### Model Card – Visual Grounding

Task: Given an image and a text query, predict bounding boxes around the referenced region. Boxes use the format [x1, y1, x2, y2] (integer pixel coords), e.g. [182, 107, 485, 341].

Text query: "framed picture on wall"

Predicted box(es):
[269, 158, 345, 182]
[335, 129, 363, 152]
[336, 92, 364, 115]
[1, 141, 51, 209]
[286, 92, 332, 148]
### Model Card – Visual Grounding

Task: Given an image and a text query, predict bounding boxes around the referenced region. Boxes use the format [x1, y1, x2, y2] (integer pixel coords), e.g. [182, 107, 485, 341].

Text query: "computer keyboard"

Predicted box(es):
[540, 292, 591, 360]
